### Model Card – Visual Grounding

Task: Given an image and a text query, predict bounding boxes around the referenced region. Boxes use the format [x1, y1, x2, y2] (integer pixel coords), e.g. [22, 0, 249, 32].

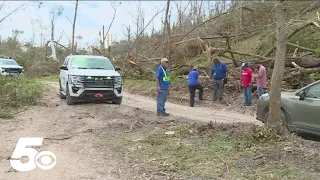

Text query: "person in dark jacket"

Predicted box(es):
[187, 66, 203, 107]
[211, 57, 229, 102]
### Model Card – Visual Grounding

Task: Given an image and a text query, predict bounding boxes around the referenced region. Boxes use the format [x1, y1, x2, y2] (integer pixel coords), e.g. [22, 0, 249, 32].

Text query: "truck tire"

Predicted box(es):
[66, 84, 75, 105]
[59, 80, 66, 99]
[112, 97, 122, 105]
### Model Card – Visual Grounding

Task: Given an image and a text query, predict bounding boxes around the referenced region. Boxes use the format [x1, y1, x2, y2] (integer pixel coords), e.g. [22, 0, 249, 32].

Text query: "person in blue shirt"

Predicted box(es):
[155, 58, 171, 116]
[211, 57, 228, 102]
[188, 66, 203, 107]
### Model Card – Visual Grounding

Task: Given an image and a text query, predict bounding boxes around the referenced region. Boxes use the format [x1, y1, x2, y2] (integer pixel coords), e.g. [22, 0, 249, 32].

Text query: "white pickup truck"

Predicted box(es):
[59, 55, 123, 105]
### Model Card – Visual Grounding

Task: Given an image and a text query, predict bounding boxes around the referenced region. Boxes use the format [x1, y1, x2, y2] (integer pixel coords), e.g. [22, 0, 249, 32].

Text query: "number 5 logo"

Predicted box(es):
[10, 137, 56, 172]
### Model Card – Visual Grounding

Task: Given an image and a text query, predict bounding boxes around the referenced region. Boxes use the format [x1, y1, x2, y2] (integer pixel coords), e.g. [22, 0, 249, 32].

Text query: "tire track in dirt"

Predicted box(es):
[46, 81, 261, 125]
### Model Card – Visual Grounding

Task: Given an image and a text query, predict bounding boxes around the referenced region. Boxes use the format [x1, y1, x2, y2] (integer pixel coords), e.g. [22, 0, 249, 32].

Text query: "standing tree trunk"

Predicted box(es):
[99, 25, 106, 55]
[267, 0, 287, 129]
[163, 0, 171, 58]
[71, 0, 79, 54]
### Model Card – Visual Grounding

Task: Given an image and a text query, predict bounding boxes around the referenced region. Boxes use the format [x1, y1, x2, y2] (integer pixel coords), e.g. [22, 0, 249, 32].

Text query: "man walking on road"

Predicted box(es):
[241, 62, 254, 106]
[155, 58, 171, 116]
[187, 66, 203, 107]
[254, 63, 267, 98]
[211, 57, 229, 102]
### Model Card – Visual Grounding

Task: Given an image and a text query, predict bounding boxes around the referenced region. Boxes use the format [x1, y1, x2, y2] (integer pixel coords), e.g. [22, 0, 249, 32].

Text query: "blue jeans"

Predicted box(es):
[257, 87, 265, 98]
[157, 89, 168, 113]
[243, 87, 252, 105]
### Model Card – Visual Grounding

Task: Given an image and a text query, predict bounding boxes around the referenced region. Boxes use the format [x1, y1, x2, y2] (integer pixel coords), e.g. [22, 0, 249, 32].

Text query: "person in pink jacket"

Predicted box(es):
[254, 63, 267, 98]
[241, 63, 253, 106]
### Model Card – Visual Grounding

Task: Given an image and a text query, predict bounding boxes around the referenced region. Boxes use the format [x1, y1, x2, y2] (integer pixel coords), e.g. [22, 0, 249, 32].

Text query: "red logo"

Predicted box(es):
[94, 93, 104, 98]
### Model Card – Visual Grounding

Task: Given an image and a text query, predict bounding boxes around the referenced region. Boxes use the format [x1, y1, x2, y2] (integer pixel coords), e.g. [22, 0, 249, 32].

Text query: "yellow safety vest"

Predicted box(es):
[160, 66, 170, 83]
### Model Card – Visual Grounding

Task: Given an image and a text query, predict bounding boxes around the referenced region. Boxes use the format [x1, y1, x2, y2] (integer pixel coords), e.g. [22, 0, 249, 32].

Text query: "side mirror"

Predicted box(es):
[299, 91, 305, 100]
[60, 65, 68, 70]
[115, 67, 120, 71]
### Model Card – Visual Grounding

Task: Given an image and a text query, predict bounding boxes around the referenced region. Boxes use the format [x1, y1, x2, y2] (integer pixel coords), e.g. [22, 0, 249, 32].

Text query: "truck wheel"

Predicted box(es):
[112, 97, 122, 105]
[66, 84, 75, 105]
[59, 80, 66, 99]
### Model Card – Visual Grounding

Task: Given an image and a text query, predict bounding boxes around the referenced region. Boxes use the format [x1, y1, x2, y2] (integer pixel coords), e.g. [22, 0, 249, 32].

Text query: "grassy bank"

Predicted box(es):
[37, 74, 59, 82]
[113, 122, 320, 179]
[0, 76, 43, 118]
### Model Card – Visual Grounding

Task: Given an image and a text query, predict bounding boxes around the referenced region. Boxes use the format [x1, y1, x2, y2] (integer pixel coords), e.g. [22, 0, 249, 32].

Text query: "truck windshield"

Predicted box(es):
[0, 59, 19, 65]
[70, 57, 115, 70]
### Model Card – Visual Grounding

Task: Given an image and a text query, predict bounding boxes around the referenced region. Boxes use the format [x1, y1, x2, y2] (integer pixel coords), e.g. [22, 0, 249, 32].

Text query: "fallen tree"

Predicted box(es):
[263, 21, 320, 57]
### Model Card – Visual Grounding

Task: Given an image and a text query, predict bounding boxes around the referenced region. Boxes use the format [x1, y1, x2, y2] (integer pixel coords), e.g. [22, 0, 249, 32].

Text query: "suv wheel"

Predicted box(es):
[112, 97, 122, 105]
[59, 80, 66, 99]
[66, 83, 75, 105]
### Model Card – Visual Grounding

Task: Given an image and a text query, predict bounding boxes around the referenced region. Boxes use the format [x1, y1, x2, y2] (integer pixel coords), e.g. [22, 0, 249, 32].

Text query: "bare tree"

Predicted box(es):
[49, 5, 64, 47]
[163, 0, 171, 57]
[123, 25, 132, 42]
[30, 19, 36, 45]
[99, 1, 119, 56]
[132, 1, 145, 55]
[197, 0, 203, 24]
[35, 18, 45, 46]
[12, 29, 24, 42]
[267, 0, 287, 129]
[71, 0, 79, 54]
[127, 8, 165, 59]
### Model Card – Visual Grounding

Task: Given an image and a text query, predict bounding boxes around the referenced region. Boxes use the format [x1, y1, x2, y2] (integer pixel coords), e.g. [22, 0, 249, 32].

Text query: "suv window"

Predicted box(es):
[0, 59, 18, 65]
[70, 57, 114, 70]
[306, 83, 320, 99]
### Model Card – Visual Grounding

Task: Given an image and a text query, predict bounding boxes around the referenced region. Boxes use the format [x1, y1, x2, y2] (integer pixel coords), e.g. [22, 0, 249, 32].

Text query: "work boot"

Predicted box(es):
[163, 112, 170, 116]
[157, 112, 169, 116]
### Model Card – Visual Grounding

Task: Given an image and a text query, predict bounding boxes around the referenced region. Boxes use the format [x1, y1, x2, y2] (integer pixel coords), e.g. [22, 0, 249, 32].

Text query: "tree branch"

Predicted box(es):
[287, 42, 319, 53]
[65, 15, 73, 26]
[0, 1, 6, 12]
[103, 1, 118, 41]
[126, 8, 165, 59]
[264, 21, 320, 57]
[178, 2, 261, 41]
[0, 3, 26, 23]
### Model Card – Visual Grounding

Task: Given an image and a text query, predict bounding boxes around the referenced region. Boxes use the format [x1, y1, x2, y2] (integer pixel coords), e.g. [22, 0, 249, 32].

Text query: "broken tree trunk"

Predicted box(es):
[255, 57, 320, 68]
[283, 62, 320, 81]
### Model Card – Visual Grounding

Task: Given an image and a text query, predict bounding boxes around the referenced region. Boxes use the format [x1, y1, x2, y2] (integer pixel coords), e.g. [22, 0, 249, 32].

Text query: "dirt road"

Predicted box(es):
[0, 82, 260, 180]
[50, 82, 258, 125]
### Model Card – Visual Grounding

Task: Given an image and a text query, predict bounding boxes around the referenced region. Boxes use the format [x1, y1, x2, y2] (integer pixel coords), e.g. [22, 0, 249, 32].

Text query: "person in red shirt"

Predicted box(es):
[241, 62, 253, 106]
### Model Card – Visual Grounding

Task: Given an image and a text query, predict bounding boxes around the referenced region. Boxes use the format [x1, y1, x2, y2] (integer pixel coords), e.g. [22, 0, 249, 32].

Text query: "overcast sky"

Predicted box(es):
[0, 1, 220, 48]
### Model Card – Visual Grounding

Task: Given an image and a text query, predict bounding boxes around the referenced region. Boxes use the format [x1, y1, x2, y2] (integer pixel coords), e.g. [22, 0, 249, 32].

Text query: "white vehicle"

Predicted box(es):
[0, 57, 24, 76]
[59, 55, 123, 105]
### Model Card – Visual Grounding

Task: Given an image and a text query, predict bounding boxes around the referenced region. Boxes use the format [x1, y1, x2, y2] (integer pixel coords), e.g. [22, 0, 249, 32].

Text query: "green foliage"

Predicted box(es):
[113, 120, 320, 179]
[194, 55, 207, 67]
[0, 76, 43, 118]
[288, 27, 320, 56]
[310, 73, 320, 81]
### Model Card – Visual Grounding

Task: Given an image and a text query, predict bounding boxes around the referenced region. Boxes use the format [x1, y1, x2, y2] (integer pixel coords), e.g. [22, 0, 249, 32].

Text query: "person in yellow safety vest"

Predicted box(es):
[155, 58, 171, 116]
